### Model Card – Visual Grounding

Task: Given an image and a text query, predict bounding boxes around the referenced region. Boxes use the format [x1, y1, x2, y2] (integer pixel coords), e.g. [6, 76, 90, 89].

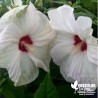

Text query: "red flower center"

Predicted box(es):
[19, 35, 33, 52]
[74, 35, 87, 51]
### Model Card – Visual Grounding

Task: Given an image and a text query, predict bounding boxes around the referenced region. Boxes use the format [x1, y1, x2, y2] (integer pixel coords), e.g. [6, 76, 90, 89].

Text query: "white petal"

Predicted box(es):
[76, 16, 92, 38]
[0, 4, 39, 36]
[77, 16, 92, 32]
[28, 52, 48, 72]
[0, 5, 27, 33]
[60, 52, 97, 85]
[14, 3, 39, 36]
[28, 45, 50, 70]
[97, 66, 98, 87]
[51, 42, 73, 66]
[7, 51, 21, 84]
[48, 5, 76, 33]
[8, 52, 39, 86]
[0, 23, 21, 50]
[31, 11, 55, 47]
[53, 31, 74, 45]
[87, 45, 98, 64]
[51, 32, 74, 66]
[87, 37, 98, 65]
[0, 44, 19, 68]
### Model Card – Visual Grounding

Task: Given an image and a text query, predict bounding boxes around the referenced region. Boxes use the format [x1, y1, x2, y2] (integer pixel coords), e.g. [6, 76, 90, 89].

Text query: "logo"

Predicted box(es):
[71, 80, 96, 95]
[71, 80, 78, 91]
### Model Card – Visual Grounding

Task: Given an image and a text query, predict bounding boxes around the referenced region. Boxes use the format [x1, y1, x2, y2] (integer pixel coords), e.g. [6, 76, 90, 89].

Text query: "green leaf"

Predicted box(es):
[1, 78, 25, 98]
[34, 73, 59, 98]
[73, 4, 97, 26]
[2, 85, 16, 98]
[25, 92, 34, 98]
[53, 1, 67, 5]
[80, 0, 97, 14]
[0, 78, 6, 87]
[35, 0, 43, 7]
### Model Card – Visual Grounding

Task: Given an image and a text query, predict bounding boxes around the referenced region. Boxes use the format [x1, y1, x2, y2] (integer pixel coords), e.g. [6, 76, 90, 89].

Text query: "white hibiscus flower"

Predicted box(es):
[0, 3, 55, 86]
[48, 5, 98, 85]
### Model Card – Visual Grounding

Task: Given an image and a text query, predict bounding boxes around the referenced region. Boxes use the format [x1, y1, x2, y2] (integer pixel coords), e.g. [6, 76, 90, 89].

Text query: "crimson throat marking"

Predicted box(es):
[19, 35, 33, 52]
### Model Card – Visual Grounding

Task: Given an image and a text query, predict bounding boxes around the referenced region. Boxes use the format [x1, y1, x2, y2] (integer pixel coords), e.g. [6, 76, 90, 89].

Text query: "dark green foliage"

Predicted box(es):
[34, 73, 59, 98]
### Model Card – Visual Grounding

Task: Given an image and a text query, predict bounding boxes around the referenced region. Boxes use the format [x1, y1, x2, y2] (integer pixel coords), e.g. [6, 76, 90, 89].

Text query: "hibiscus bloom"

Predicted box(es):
[48, 5, 98, 85]
[0, 3, 55, 86]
